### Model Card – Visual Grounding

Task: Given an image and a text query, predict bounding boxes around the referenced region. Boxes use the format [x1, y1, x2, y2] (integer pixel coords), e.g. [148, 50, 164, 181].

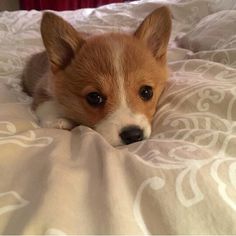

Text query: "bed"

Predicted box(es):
[0, 0, 236, 234]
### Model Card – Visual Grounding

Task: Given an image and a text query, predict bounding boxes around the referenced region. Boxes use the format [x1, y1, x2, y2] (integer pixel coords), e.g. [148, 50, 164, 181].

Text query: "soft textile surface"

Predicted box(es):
[176, 10, 236, 51]
[0, 0, 236, 234]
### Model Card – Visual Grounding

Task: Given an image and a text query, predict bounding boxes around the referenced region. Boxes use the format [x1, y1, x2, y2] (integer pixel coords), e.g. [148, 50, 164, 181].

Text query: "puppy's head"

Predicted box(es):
[41, 7, 172, 146]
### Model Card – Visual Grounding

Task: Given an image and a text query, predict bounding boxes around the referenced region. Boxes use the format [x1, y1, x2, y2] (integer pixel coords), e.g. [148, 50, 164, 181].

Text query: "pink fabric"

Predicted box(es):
[20, 0, 124, 10]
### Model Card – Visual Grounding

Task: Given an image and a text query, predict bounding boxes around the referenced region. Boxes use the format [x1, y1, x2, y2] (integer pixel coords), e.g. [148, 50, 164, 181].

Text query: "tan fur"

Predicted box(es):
[22, 7, 172, 145]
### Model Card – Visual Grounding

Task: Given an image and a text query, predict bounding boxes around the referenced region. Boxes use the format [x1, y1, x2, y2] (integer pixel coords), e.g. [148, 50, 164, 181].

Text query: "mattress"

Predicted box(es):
[0, 0, 236, 234]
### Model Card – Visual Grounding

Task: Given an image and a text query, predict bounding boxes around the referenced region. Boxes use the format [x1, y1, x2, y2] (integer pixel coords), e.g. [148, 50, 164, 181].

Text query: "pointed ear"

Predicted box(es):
[41, 12, 85, 72]
[134, 6, 172, 63]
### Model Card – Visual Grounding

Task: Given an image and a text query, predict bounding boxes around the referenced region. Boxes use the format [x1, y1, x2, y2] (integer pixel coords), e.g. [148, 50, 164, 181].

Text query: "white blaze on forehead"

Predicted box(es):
[111, 39, 126, 106]
[94, 38, 151, 146]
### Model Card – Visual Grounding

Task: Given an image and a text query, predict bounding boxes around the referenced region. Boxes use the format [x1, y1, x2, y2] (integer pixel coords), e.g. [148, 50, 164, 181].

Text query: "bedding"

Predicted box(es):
[0, 0, 236, 234]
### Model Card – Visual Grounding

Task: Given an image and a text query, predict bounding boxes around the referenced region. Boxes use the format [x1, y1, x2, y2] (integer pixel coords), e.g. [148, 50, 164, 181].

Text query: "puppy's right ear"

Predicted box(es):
[41, 12, 85, 72]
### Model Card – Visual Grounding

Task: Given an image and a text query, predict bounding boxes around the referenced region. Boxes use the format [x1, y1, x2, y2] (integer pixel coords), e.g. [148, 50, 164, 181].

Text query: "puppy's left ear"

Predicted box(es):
[134, 6, 172, 63]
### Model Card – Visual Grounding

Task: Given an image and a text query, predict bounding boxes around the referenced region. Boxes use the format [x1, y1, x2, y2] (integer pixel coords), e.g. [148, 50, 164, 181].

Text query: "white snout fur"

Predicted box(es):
[95, 105, 151, 146]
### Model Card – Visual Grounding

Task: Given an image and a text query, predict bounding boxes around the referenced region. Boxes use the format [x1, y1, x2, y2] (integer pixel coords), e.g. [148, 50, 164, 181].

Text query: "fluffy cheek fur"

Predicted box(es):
[52, 80, 109, 127]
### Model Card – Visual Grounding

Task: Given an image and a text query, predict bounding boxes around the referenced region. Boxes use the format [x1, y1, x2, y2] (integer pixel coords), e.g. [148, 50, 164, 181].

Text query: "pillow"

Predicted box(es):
[175, 10, 236, 52]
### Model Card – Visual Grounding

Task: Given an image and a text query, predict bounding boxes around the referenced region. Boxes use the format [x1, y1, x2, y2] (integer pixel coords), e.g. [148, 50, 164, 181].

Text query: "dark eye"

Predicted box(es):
[86, 92, 105, 107]
[139, 85, 153, 101]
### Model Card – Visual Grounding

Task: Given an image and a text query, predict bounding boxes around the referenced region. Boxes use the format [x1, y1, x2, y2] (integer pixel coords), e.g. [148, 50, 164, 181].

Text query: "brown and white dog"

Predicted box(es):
[22, 6, 172, 146]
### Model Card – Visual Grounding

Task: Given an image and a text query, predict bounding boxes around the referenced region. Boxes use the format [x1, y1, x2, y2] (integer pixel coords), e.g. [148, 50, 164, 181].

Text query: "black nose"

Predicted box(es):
[119, 126, 144, 145]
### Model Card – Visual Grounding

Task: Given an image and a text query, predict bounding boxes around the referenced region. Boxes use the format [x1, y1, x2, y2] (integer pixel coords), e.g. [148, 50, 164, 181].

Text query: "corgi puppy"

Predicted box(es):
[22, 6, 171, 146]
